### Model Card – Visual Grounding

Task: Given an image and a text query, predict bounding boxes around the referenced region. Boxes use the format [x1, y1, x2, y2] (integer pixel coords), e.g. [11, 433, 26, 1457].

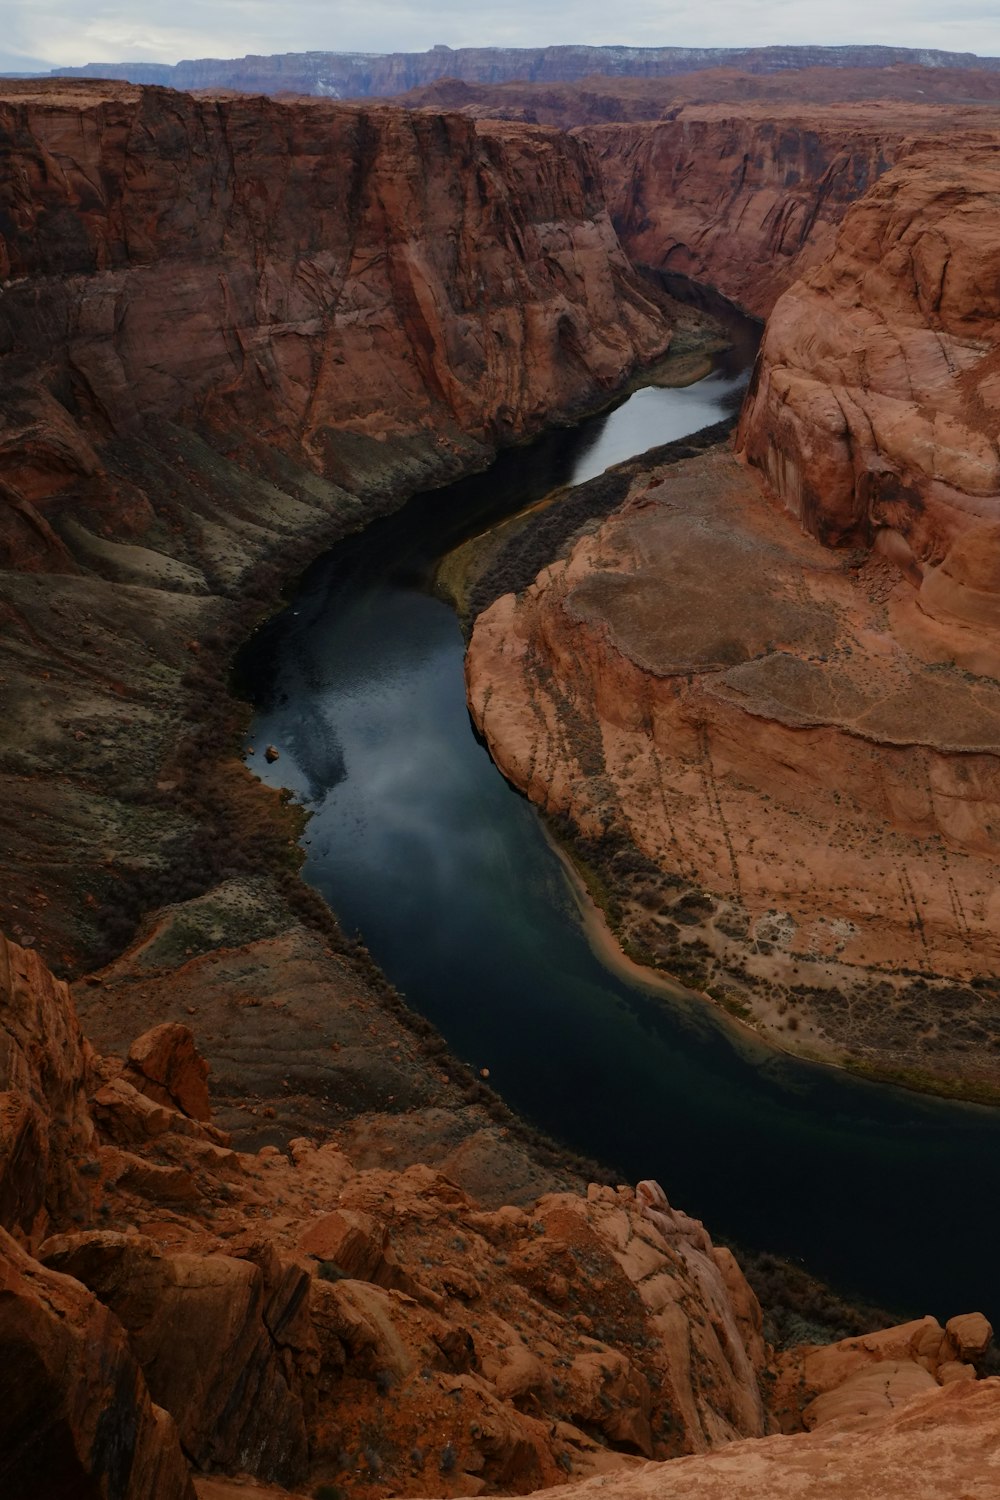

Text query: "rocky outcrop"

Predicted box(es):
[0, 1227, 195, 1500]
[738, 138, 1000, 673]
[38, 1232, 313, 1483]
[1, 908, 994, 1497]
[0, 929, 776, 1494]
[476, 1379, 1000, 1500]
[466, 440, 1000, 1091]
[0, 932, 95, 1242]
[190, 1380, 1000, 1500]
[48, 44, 1000, 100]
[125, 1023, 212, 1120]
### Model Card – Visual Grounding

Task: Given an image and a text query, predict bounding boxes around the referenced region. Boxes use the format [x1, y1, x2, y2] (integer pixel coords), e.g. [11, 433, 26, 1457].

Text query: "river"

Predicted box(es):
[238, 342, 1000, 1328]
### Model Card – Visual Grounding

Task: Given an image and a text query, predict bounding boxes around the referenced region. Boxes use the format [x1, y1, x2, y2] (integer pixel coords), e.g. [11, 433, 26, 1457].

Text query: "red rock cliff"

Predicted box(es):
[0, 80, 669, 563]
[581, 105, 1000, 315]
[737, 136, 1000, 672]
[0, 78, 670, 973]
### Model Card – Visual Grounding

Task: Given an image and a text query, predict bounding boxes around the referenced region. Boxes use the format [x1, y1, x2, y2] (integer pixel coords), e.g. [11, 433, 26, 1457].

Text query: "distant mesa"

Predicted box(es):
[21, 42, 1000, 97]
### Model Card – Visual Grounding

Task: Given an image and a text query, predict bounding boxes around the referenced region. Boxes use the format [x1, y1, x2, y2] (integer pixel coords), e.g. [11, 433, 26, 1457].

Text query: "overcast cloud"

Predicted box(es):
[5, 0, 1000, 69]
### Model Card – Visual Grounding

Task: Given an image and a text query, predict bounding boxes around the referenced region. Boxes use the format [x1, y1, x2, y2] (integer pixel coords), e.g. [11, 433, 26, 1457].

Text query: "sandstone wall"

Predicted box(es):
[582, 107, 917, 315]
[0, 78, 670, 973]
[737, 137, 1000, 672]
[0, 80, 668, 568]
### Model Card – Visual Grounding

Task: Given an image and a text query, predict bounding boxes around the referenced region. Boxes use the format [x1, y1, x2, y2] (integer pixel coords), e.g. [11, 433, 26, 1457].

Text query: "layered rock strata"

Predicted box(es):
[396, 67, 1000, 127]
[50, 44, 1000, 99]
[0, 78, 669, 1053]
[466, 438, 1000, 1091]
[582, 105, 1000, 316]
[466, 119, 1000, 1091]
[738, 138, 1000, 673]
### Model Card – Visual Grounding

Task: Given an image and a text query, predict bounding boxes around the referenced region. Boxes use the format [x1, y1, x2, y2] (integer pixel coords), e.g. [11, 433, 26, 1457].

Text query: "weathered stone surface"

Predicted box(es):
[585, 107, 910, 315]
[520, 1379, 1000, 1500]
[466, 441, 1000, 1086]
[0, 1225, 195, 1500]
[0, 931, 95, 1241]
[38, 1230, 312, 1485]
[738, 140, 1000, 672]
[127, 1023, 212, 1121]
[946, 1313, 993, 1364]
[51, 44, 1000, 100]
[0, 78, 670, 991]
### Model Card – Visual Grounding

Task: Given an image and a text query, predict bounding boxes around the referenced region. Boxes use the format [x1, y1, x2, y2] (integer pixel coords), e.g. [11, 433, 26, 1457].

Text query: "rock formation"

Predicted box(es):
[465, 113, 1000, 1092]
[582, 105, 1000, 316]
[5, 63, 1000, 1500]
[0, 77, 669, 978]
[47, 44, 1000, 100]
[395, 66, 1000, 127]
[738, 138, 1000, 669]
[2, 930, 993, 1496]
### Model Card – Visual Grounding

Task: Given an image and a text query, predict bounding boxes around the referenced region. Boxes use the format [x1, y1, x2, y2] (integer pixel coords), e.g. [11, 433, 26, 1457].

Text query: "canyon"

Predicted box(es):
[2, 58, 1000, 1499]
[42, 43, 1000, 99]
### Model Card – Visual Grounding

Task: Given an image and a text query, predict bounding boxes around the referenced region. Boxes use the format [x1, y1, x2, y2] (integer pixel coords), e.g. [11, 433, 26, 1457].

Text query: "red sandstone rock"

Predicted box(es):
[0, 1226, 195, 1499]
[0, 931, 95, 1242]
[127, 1022, 212, 1120]
[738, 140, 1000, 672]
[38, 1229, 313, 1485]
[465, 446, 1000, 1081]
[0, 80, 669, 570]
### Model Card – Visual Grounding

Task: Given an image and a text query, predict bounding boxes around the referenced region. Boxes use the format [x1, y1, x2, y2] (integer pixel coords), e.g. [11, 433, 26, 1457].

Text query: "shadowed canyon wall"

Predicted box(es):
[581, 105, 1000, 316]
[0, 78, 669, 974]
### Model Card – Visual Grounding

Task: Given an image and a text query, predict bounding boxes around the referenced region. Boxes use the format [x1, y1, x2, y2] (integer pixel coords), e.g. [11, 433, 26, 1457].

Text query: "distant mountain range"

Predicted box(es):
[21, 43, 1000, 98]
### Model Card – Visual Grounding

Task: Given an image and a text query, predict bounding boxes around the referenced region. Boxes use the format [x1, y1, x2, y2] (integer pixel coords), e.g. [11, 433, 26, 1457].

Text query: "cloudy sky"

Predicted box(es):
[4, 0, 999, 70]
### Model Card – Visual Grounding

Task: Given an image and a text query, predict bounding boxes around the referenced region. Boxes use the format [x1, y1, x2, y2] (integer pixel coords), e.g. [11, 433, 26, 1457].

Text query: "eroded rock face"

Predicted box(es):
[0, 932, 95, 1242]
[38, 1232, 313, 1484]
[479, 1379, 1000, 1500]
[466, 119, 1000, 1089]
[584, 106, 927, 316]
[738, 139, 1000, 673]
[0, 80, 668, 567]
[0, 79, 670, 980]
[126, 1023, 212, 1121]
[3, 928, 995, 1495]
[466, 445, 1000, 1087]
[50, 44, 1000, 100]
[0, 1226, 195, 1500]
